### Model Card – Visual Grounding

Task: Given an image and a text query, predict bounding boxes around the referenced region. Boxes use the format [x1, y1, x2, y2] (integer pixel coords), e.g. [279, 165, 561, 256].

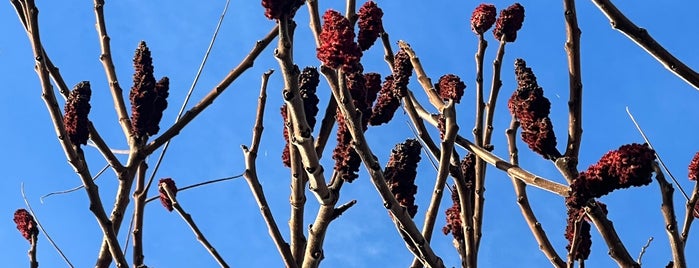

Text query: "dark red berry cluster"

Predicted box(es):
[470, 4, 497, 35]
[64, 81, 92, 146]
[357, 1, 384, 51]
[493, 3, 525, 42]
[159, 178, 178, 212]
[130, 41, 169, 137]
[384, 139, 422, 218]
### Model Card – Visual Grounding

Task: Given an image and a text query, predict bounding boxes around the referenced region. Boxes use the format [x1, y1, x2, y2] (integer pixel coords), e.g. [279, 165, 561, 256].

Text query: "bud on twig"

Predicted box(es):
[493, 3, 525, 42]
[384, 139, 422, 218]
[470, 4, 497, 35]
[63, 81, 92, 146]
[13, 209, 38, 242]
[159, 178, 178, 212]
[357, 1, 384, 51]
[317, 10, 362, 72]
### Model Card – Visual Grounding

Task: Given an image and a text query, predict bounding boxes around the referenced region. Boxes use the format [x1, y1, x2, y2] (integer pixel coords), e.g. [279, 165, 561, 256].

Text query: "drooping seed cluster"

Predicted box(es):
[435, 74, 466, 103]
[317, 10, 362, 72]
[689, 151, 699, 181]
[384, 139, 422, 218]
[508, 59, 559, 159]
[391, 49, 412, 98]
[281, 67, 321, 168]
[567, 143, 656, 208]
[470, 4, 497, 35]
[493, 3, 525, 42]
[357, 1, 384, 51]
[13, 209, 38, 242]
[63, 81, 92, 146]
[159, 178, 178, 212]
[443, 185, 463, 242]
[369, 75, 401, 126]
[564, 206, 592, 260]
[130, 41, 169, 138]
[261, 0, 304, 20]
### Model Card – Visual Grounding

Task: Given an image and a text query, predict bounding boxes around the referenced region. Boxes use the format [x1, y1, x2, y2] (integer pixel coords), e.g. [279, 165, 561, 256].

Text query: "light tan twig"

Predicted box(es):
[397, 41, 444, 111]
[584, 201, 639, 267]
[131, 162, 148, 266]
[160, 183, 230, 268]
[637, 237, 653, 266]
[40, 164, 110, 203]
[566, 214, 584, 268]
[506, 119, 564, 267]
[653, 163, 686, 267]
[680, 183, 699, 243]
[563, 0, 583, 161]
[590, 0, 699, 90]
[11, 2, 127, 266]
[241, 70, 297, 267]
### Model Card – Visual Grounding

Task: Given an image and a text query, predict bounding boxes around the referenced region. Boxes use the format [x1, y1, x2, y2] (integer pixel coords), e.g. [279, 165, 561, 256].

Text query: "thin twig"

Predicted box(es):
[566, 215, 583, 268]
[397, 41, 444, 111]
[241, 70, 297, 267]
[680, 183, 699, 243]
[584, 201, 639, 267]
[590, 0, 699, 90]
[161, 184, 230, 268]
[21, 183, 74, 268]
[653, 163, 686, 267]
[563, 0, 583, 161]
[40, 164, 110, 203]
[626, 107, 689, 200]
[144, 174, 245, 204]
[506, 119, 564, 268]
[636, 236, 653, 266]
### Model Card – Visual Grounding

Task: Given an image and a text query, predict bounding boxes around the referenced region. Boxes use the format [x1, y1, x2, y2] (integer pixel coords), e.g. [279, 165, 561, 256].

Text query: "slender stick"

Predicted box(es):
[40, 164, 110, 202]
[562, 0, 583, 161]
[161, 184, 230, 268]
[131, 162, 148, 267]
[21, 183, 74, 268]
[12, 2, 127, 266]
[637, 237, 653, 266]
[566, 215, 583, 268]
[93, 0, 132, 138]
[584, 202, 639, 267]
[590, 0, 699, 90]
[289, 145, 308, 266]
[472, 35, 488, 246]
[397, 41, 444, 111]
[506, 119, 564, 268]
[653, 163, 686, 267]
[241, 70, 297, 267]
[680, 183, 699, 243]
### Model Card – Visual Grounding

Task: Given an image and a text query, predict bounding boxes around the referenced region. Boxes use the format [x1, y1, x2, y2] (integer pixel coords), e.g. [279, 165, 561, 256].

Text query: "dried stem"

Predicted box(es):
[472, 35, 487, 244]
[563, 0, 583, 162]
[506, 119, 564, 267]
[397, 41, 444, 111]
[275, 15, 332, 205]
[584, 202, 639, 267]
[328, 67, 445, 267]
[566, 215, 583, 268]
[161, 184, 230, 268]
[11, 1, 127, 266]
[242, 70, 297, 267]
[590, 0, 699, 90]
[131, 162, 147, 267]
[637, 237, 653, 266]
[289, 145, 308, 266]
[93, 0, 132, 138]
[653, 163, 686, 267]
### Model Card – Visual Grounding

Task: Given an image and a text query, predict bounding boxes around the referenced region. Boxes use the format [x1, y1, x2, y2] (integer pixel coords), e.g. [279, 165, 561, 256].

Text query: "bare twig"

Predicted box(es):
[653, 163, 686, 267]
[11, 2, 127, 266]
[566, 215, 583, 268]
[40, 164, 110, 203]
[506, 119, 564, 268]
[397, 41, 444, 111]
[22, 183, 74, 268]
[584, 201, 639, 267]
[590, 0, 699, 90]
[563, 0, 583, 161]
[241, 70, 297, 267]
[131, 162, 148, 266]
[290, 138, 309, 266]
[680, 183, 699, 243]
[161, 183, 230, 268]
[637, 237, 653, 266]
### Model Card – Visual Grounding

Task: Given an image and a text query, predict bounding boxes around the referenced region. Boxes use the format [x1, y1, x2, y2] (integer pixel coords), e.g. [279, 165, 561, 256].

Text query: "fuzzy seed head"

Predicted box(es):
[261, 0, 304, 20]
[369, 75, 400, 126]
[471, 4, 497, 35]
[436, 74, 466, 103]
[689, 151, 699, 181]
[357, 1, 384, 51]
[493, 3, 525, 42]
[392, 49, 413, 98]
[317, 10, 363, 72]
[159, 178, 177, 212]
[13, 209, 38, 242]
[384, 139, 422, 218]
[64, 81, 92, 146]
[299, 67, 321, 130]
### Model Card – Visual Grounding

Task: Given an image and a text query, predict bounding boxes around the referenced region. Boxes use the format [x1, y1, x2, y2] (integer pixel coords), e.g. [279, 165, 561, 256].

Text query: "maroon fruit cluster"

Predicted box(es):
[508, 59, 559, 159]
[332, 112, 362, 182]
[299, 66, 321, 129]
[63, 81, 92, 146]
[281, 105, 291, 167]
[384, 139, 422, 218]
[689, 151, 699, 181]
[261, 0, 304, 20]
[435, 74, 466, 103]
[364, 72, 382, 108]
[564, 206, 592, 260]
[159, 178, 178, 212]
[369, 75, 400, 126]
[470, 4, 497, 35]
[493, 3, 525, 42]
[567, 143, 656, 208]
[392, 49, 413, 98]
[130, 41, 169, 137]
[357, 1, 384, 51]
[317, 10, 362, 72]
[460, 153, 476, 189]
[13, 209, 38, 242]
[443, 186, 463, 241]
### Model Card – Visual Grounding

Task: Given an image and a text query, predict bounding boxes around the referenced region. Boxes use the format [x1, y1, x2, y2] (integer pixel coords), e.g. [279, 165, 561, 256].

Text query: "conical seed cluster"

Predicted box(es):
[357, 1, 384, 51]
[471, 4, 497, 35]
[493, 3, 525, 42]
[159, 178, 177, 212]
[317, 10, 362, 72]
[384, 139, 422, 218]
[130, 41, 169, 138]
[13, 209, 38, 242]
[63, 81, 92, 146]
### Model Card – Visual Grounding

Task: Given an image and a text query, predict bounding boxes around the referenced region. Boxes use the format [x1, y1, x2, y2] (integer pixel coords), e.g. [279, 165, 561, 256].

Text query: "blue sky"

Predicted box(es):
[2, 1, 699, 267]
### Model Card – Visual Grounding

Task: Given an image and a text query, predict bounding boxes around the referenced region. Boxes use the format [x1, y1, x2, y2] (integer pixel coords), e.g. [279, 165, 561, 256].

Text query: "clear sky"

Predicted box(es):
[2, 1, 699, 267]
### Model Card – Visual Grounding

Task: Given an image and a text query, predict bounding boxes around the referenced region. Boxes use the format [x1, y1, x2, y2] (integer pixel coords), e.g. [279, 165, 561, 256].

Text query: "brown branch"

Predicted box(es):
[397, 41, 444, 111]
[653, 163, 686, 267]
[93, 0, 131, 138]
[680, 183, 699, 243]
[472, 35, 488, 243]
[506, 119, 565, 268]
[290, 144, 308, 267]
[584, 201, 639, 267]
[161, 184, 230, 268]
[11, 2, 127, 267]
[566, 214, 584, 268]
[131, 162, 148, 267]
[144, 25, 279, 156]
[563, 0, 583, 161]
[328, 67, 445, 268]
[590, 0, 699, 90]
[241, 70, 297, 267]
